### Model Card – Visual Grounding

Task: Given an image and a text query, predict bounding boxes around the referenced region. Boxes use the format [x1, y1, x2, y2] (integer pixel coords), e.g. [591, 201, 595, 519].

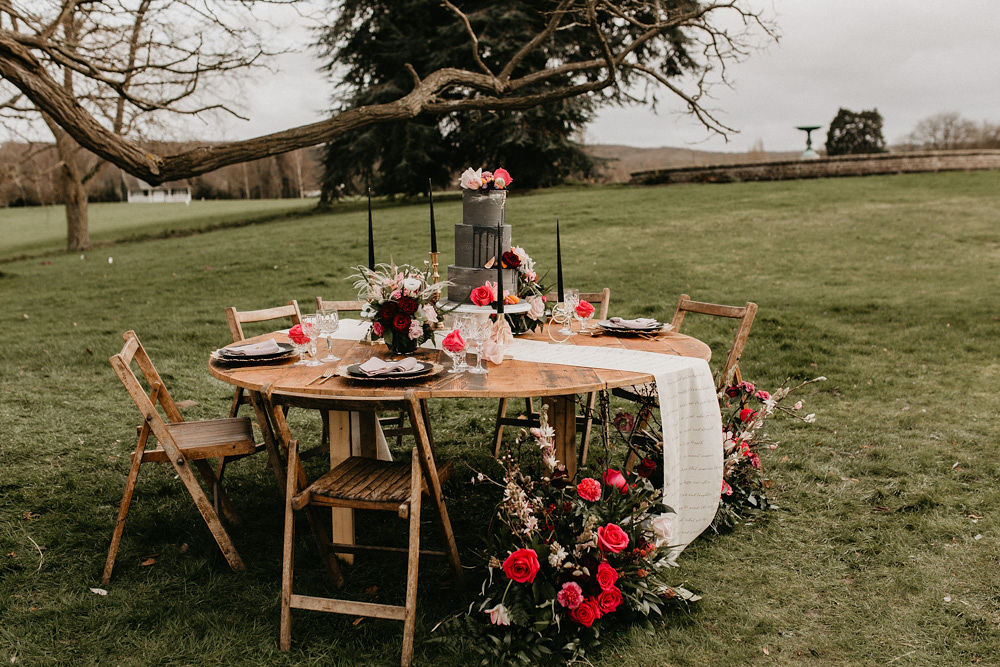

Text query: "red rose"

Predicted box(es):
[392, 313, 411, 332]
[603, 469, 628, 494]
[397, 296, 418, 315]
[469, 284, 496, 307]
[596, 562, 619, 591]
[725, 385, 741, 398]
[569, 598, 601, 627]
[502, 548, 540, 584]
[739, 408, 756, 423]
[379, 302, 398, 320]
[597, 586, 623, 614]
[501, 250, 520, 269]
[597, 523, 629, 553]
[575, 299, 595, 318]
[637, 457, 657, 478]
[576, 477, 601, 502]
[442, 329, 465, 353]
[288, 323, 309, 344]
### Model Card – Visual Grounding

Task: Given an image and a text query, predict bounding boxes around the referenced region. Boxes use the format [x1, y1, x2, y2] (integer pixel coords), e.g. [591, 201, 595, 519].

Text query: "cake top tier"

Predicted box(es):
[461, 189, 507, 227]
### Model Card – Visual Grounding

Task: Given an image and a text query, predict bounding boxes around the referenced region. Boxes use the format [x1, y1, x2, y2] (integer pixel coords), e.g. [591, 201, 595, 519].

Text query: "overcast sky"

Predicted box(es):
[230, 1, 1000, 153]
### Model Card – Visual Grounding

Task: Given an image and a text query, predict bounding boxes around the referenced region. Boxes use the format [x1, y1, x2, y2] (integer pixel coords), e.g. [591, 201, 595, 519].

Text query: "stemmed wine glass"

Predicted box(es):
[317, 307, 340, 362]
[299, 317, 322, 366]
[465, 314, 491, 375]
[559, 288, 580, 336]
[574, 299, 595, 333]
[442, 314, 469, 373]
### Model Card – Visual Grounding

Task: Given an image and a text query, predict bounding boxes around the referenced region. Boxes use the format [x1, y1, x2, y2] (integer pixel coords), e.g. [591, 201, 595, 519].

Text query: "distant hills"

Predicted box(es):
[585, 144, 801, 182]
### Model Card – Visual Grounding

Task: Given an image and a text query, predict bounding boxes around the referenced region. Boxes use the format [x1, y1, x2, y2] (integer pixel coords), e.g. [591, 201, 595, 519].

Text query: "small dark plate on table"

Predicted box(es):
[338, 361, 440, 381]
[217, 342, 295, 360]
[596, 320, 669, 335]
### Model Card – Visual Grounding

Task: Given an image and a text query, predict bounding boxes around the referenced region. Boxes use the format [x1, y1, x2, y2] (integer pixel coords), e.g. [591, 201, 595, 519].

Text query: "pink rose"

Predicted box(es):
[597, 586, 623, 614]
[596, 562, 619, 591]
[442, 329, 466, 353]
[470, 282, 496, 306]
[526, 295, 545, 321]
[603, 469, 628, 494]
[502, 548, 540, 584]
[755, 390, 770, 401]
[408, 318, 423, 340]
[722, 479, 733, 496]
[596, 523, 629, 553]
[288, 324, 309, 344]
[556, 581, 584, 609]
[576, 477, 601, 502]
[493, 167, 513, 189]
[569, 598, 601, 627]
[371, 321, 384, 337]
[575, 299, 595, 318]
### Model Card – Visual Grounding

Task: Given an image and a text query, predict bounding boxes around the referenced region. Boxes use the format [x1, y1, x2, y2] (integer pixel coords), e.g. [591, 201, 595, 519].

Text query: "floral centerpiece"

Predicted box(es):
[350, 262, 450, 355]
[460, 166, 513, 191]
[442, 407, 698, 663]
[501, 245, 548, 334]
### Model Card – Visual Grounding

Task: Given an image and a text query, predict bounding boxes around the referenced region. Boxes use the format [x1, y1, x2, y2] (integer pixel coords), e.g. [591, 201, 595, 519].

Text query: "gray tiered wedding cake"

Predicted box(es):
[446, 190, 517, 304]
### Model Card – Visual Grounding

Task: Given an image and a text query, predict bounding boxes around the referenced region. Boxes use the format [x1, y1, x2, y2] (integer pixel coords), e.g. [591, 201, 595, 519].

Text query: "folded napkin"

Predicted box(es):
[358, 356, 420, 376]
[222, 339, 282, 356]
[607, 317, 660, 329]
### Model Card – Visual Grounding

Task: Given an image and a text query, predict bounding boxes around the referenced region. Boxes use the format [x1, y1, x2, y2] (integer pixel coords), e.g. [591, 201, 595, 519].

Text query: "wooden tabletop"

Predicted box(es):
[209, 326, 711, 400]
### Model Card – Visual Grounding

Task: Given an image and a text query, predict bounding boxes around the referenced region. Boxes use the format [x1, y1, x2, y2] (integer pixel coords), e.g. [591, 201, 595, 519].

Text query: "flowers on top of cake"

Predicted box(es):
[460, 167, 513, 191]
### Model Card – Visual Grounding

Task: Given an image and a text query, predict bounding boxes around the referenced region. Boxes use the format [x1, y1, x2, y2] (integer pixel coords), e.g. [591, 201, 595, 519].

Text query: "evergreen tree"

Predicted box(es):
[317, 1, 695, 197]
[825, 108, 887, 156]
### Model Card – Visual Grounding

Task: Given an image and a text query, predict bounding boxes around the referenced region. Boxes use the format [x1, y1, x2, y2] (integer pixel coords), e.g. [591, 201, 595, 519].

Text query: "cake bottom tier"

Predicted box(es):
[446, 265, 517, 304]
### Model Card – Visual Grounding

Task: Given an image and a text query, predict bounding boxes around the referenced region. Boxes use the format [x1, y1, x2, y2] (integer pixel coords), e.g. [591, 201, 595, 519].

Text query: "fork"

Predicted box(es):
[305, 367, 336, 385]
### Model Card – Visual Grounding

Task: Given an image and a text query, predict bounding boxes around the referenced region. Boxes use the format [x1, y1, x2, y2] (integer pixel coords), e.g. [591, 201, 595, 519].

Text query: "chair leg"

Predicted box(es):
[492, 398, 508, 457]
[229, 387, 244, 419]
[401, 454, 422, 667]
[579, 391, 597, 466]
[102, 452, 143, 585]
[280, 439, 299, 651]
[193, 458, 240, 526]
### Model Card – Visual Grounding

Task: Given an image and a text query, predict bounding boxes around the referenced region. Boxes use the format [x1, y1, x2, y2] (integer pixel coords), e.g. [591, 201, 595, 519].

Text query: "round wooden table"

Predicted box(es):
[210, 323, 710, 558]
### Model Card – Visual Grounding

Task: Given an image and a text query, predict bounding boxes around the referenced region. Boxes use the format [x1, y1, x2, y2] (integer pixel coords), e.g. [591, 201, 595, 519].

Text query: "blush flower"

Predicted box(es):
[484, 603, 510, 626]
[407, 318, 423, 340]
[460, 167, 484, 190]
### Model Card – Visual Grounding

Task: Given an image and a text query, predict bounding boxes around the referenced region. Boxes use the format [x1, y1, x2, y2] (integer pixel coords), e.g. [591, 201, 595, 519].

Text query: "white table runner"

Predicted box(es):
[326, 320, 722, 554]
[504, 339, 722, 555]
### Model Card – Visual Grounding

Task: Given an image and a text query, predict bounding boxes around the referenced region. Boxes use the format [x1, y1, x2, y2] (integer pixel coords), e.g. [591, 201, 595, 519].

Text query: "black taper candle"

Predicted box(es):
[556, 218, 564, 302]
[496, 219, 504, 315]
[428, 178, 437, 253]
[367, 185, 375, 270]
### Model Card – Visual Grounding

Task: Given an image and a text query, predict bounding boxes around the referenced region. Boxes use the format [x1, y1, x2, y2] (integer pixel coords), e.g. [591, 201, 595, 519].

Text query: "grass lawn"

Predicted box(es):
[2, 172, 999, 664]
[0, 198, 319, 260]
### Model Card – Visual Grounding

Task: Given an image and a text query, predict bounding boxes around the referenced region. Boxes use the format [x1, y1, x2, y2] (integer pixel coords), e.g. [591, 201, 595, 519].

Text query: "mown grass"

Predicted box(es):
[2, 172, 999, 665]
[0, 198, 319, 260]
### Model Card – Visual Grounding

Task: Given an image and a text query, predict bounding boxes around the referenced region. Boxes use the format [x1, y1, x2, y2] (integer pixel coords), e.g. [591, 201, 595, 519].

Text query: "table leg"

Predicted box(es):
[326, 409, 380, 563]
[543, 395, 577, 479]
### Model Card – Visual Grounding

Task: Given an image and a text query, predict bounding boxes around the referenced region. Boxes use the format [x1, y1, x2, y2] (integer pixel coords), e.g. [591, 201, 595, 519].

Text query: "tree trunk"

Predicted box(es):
[62, 168, 90, 251]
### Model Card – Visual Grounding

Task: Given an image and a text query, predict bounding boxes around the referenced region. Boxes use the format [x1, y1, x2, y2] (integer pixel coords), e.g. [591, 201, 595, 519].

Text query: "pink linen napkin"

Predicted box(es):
[607, 317, 660, 329]
[358, 356, 420, 376]
[222, 339, 281, 356]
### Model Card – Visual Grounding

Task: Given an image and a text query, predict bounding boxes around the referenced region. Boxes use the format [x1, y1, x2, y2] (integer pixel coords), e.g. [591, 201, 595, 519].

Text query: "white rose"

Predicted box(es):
[650, 513, 674, 547]
[460, 167, 483, 190]
[422, 303, 438, 323]
[401, 277, 421, 294]
[526, 295, 545, 320]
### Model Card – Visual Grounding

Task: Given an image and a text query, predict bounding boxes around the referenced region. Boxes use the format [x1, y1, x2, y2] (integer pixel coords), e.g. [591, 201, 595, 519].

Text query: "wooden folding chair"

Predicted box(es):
[102, 331, 255, 584]
[271, 390, 462, 666]
[316, 296, 410, 448]
[616, 295, 758, 469]
[492, 288, 611, 465]
[225, 300, 302, 419]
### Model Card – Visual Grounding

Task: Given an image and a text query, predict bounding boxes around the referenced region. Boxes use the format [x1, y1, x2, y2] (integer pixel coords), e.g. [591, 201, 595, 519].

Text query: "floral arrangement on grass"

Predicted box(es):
[609, 375, 825, 531]
[350, 262, 450, 355]
[501, 245, 548, 334]
[443, 407, 698, 664]
[460, 166, 513, 191]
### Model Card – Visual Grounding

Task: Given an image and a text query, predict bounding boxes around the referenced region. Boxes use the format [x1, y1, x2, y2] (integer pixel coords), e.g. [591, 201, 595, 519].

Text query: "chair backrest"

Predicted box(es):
[544, 288, 611, 320]
[226, 300, 302, 342]
[109, 331, 184, 443]
[315, 297, 365, 314]
[670, 294, 758, 390]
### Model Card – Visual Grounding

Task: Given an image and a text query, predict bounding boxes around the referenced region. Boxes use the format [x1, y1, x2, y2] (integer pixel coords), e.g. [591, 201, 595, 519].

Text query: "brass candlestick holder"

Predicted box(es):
[429, 250, 444, 329]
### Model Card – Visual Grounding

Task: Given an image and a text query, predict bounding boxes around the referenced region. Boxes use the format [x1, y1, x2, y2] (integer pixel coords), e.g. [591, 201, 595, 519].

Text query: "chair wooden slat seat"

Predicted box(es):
[294, 457, 454, 510]
[137, 419, 255, 463]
